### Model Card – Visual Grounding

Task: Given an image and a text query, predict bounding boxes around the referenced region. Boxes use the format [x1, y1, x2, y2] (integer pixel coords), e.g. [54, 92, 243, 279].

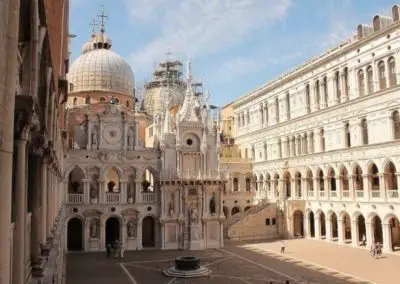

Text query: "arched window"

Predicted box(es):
[275, 98, 279, 123]
[100, 97, 106, 102]
[389, 57, 397, 87]
[285, 92, 290, 120]
[73, 97, 77, 106]
[361, 118, 368, 145]
[305, 84, 310, 113]
[233, 178, 239, 191]
[126, 100, 130, 107]
[251, 146, 255, 161]
[358, 70, 365, 96]
[85, 96, 90, 104]
[343, 67, 349, 96]
[260, 104, 264, 124]
[345, 122, 351, 147]
[264, 142, 268, 160]
[315, 80, 320, 109]
[392, 111, 400, 139]
[245, 178, 251, 191]
[265, 105, 269, 125]
[367, 66, 374, 94]
[334, 71, 341, 102]
[320, 129, 325, 152]
[323, 76, 328, 104]
[244, 148, 248, 159]
[114, 98, 120, 104]
[378, 61, 386, 89]
[278, 138, 282, 158]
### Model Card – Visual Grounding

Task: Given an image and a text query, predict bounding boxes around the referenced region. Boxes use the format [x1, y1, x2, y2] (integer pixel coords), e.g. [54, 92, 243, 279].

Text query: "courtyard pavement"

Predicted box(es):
[235, 238, 400, 284]
[66, 243, 367, 284]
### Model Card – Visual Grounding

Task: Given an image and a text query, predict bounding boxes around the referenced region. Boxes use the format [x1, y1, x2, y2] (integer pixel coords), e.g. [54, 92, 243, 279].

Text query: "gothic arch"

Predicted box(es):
[383, 213, 400, 224]
[366, 212, 382, 223]
[64, 165, 87, 180]
[101, 165, 124, 179]
[66, 213, 86, 225]
[381, 157, 398, 173]
[139, 213, 159, 224]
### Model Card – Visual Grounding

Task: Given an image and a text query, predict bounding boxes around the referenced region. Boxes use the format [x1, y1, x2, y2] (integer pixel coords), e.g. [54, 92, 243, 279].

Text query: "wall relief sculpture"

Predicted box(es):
[90, 218, 100, 239]
[127, 219, 137, 238]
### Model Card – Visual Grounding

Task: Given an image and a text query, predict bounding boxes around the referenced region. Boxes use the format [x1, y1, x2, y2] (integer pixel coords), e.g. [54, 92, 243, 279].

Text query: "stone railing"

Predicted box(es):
[224, 199, 270, 229]
[370, 190, 381, 199]
[68, 193, 84, 204]
[342, 191, 350, 198]
[141, 192, 157, 203]
[356, 190, 364, 198]
[160, 169, 229, 180]
[388, 190, 399, 199]
[105, 193, 120, 203]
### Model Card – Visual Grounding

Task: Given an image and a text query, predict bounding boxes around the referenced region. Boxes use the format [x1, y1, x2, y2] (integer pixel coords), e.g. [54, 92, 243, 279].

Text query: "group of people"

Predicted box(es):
[106, 240, 124, 259]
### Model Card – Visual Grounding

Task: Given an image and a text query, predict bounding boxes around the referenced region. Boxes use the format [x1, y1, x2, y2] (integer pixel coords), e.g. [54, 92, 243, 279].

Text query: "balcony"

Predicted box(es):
[342, 191, 350, 199]
[307, 191, 315, 198]
[355, 190, 364, 198]
[319, 191, 326, 198]
[219, 157, 253, 163]
[370, 190, 381, 199]
[105, 193, 120, 203]
[330, 191, 337, 198]
[160, 169, 229, 180]
[142, 192, 157, 203]
[388, 190, 399, 199]
[68, 193, 84, 204]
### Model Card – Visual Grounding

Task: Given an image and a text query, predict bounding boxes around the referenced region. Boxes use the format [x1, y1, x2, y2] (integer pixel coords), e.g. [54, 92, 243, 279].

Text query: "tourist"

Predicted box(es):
[106, 243, 111, 258]
[375, 242, 382, 259]
[120, 242, 124, 259]
[370, 244, 375, 257]
[280, 240, 285, 253]
[114, 240, 120, 258]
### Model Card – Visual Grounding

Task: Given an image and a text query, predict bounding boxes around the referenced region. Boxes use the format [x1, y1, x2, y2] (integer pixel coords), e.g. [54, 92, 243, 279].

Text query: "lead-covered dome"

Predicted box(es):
[68, 31, 134, 96]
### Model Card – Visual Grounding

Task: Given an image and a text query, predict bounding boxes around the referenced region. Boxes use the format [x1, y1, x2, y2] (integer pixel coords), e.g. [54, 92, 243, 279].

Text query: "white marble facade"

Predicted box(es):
[228, 8, 400, 252]
[64, 30, 226, 252]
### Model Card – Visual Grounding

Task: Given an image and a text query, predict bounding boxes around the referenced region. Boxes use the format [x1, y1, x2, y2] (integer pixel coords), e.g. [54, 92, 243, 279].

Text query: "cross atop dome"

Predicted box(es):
[96, 5, 109, 33]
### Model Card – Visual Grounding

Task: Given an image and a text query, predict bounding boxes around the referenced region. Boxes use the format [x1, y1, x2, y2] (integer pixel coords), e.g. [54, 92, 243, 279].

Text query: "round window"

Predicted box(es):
[187, 139, 193, 146]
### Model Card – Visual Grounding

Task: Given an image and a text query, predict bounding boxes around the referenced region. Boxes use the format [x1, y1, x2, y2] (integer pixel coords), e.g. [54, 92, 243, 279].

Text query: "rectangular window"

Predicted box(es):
[272, 218, 276, 225]
[265, 218, 270, 226]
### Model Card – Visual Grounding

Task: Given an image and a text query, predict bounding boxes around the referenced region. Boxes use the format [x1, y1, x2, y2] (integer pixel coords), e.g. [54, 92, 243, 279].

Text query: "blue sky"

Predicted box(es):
[70, 0, 394, 106]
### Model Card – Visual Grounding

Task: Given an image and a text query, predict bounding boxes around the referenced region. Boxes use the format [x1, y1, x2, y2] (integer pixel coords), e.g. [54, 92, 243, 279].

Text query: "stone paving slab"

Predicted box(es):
[238, 239, 400, 284]
[67, 246, 355, 284]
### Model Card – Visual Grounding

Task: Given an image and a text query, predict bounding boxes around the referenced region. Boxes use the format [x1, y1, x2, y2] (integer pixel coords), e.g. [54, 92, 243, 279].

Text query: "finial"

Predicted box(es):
[186, 59, 192, 83]
[89, 17, 98, 36]
[97, 5, 109, 33]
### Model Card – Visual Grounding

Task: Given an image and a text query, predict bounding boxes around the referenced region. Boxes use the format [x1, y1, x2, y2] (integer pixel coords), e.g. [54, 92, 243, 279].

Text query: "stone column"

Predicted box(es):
[315, 214, 321, 239]
[304, 215, 310, 238]
[46, 167, 53, 238]
[326, 216, 333, 242]
[281, 136, 288, 158]
[362, 174, 370, 200]
[30, 156, 42, 263]
[0, 1, 21, 282]
[351, 220, 359, 247]
[337, 217, 345, 244]
[382, 222, 392, 252]
[13, 139, 28, 284]
[341, 70, 349, 102]
[384, 60, 391, 89]
[137, 219, 143, 250]
[40, 162, 48, 245]
[366, 221, 374, 248]
[135, 180, 142, 203]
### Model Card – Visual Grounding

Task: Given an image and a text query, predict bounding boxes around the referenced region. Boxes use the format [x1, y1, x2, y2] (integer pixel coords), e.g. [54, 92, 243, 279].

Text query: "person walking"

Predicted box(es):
[370, 243, 376, 258]
[106, 243, 111, 258]
[120, 242, 125, 259]
[280, 240, 285, 253]
[375, 242, 382, 259]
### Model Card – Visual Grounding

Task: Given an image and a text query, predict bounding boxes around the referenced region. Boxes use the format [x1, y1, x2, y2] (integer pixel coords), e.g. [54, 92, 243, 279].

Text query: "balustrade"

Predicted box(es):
[387, 190, 399, 199]
[330, 191, 337, 198]
[68, 193, 84, 204]
[356, 190, 364, 198]
[319, 191, 326, 198]
[105, 193, 120, 203]
[342, 191, 350, 198]
[370, 191, 381, 199]
[307, 191, 315, 198]
[142, 192, 157, 203]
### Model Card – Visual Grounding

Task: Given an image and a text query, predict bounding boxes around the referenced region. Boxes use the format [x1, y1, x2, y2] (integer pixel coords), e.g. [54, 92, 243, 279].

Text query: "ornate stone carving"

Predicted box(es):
[90, 219, 100, 239]
[209, 192, 216, 215]
[190, 206, 198, 225]
[91, 129, 98, 148]
[90, 174, 99, 199]
[127, 219, 137, 238]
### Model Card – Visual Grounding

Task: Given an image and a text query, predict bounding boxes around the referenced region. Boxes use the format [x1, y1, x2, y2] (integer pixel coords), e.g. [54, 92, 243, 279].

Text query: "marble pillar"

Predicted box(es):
[30, 157, 42, 261]
[40, 162, 47, 245]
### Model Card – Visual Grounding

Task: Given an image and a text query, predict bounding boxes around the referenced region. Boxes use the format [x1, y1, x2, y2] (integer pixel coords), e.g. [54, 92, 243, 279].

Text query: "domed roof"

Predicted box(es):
[68, 32, 134, 96]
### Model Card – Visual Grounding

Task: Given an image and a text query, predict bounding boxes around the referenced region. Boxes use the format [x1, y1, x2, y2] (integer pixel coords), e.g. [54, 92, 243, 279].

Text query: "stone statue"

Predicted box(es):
[168, 202, 174, 217]
[91, 129, 98, 148]
[127, 128, 133, 149]
[190, 206, 198, 225]
[90, 219, 99, 239]
[90, 175, 99, 199]
[127, 220, 136, 238]
[209, 193, 216, 214]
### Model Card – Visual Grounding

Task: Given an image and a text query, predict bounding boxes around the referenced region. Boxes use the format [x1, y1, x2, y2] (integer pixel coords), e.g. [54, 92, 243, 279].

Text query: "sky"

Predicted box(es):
[69, 0, 395, 106]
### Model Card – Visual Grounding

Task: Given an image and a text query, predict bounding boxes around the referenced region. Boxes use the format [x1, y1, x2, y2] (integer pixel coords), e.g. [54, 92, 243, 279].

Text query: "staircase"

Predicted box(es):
[223, 199, 271, 239]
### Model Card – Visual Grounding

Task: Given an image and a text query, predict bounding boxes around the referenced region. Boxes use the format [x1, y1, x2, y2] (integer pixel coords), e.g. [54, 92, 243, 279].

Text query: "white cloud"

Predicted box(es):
[211, 57, 265, 83]
[126, 0, 292, 73]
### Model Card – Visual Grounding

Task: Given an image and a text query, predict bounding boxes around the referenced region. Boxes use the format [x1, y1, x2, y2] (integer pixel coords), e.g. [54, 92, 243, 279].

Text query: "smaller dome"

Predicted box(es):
[81, 40, 94, 54]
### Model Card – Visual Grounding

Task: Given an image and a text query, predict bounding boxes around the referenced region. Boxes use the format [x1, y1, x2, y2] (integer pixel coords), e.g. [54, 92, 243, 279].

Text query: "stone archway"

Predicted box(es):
[106, 217, 120, 246]
[341, 212, 352, 242]
[142, 216, 156, 248]
[308, 211, 315, 238]
[319, 212, 326, 238]
[357, 214, 366, 246]
[330, 212, 338, 240]
[293, 210, 304, 237]
[372, 215, 383, 244]
[388, 216, 400, 251]
[231, 207, 240, 216]
[244, 206, 251, 212]
[67, 218, 83, 251]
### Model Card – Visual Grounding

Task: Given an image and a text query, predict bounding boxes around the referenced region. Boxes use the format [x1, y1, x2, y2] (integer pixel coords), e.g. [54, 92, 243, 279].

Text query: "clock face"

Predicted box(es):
[103, 125, 122, 145]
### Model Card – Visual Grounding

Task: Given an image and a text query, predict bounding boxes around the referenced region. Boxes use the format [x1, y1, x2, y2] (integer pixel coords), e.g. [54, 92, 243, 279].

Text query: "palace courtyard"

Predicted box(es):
[65, 239, 389, 284]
